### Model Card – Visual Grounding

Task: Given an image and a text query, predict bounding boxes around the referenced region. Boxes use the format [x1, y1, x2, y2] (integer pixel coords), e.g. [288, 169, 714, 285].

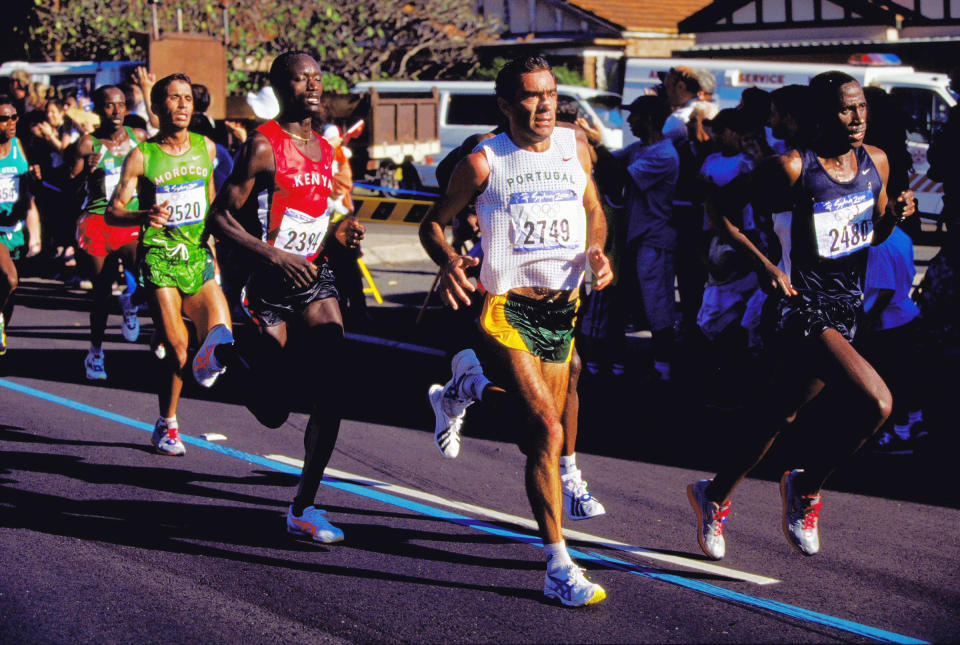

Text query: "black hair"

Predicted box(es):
[191, 83, 210, 114]
[150, 73, 192, 110]
[269, 50, 316, 90]
[495, 56, 554, 101]
[0, 94, 14, 110]
[770, 84, 810, 119]
[188, 113, 215, 140]
[92, 85, 122, 112]
[556, 96, 580, 124]
[808, 71, 859, 125]
[628, 95, 672, 131]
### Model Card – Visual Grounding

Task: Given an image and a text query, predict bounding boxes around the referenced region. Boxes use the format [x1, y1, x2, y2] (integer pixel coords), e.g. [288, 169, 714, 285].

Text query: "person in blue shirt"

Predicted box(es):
[612, 95, 680, 381]
[862, 223, 925, 453]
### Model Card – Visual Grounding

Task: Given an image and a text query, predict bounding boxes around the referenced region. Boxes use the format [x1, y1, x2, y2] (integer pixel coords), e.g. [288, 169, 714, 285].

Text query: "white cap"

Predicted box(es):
[322, 124, 341, 141]
[246, 86, 279, 120]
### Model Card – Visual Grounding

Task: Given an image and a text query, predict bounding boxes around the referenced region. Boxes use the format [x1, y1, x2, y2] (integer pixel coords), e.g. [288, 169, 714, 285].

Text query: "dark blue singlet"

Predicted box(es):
[777, 146, 883, 341]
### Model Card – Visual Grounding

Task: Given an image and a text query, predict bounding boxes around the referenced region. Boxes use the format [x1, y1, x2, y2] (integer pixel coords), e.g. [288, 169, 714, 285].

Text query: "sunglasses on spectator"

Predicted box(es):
[0, 114, 19, 123]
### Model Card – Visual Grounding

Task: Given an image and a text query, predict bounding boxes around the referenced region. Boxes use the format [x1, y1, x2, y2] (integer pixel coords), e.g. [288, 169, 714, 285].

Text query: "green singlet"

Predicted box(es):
[0, 137, 30, 261]
[137, 131, 215, 294]
[83, 126, 140, 215]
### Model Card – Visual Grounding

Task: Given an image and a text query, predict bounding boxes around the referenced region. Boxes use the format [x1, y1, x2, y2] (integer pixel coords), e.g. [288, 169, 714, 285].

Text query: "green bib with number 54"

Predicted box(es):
[138, 131, 213, 257]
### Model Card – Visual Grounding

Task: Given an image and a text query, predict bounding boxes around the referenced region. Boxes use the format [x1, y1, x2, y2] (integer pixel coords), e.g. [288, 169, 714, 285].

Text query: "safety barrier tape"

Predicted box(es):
[353, 195, 435, 225]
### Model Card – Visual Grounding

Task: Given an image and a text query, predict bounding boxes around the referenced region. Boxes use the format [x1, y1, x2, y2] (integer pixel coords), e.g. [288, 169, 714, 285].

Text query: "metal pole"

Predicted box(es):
[177, 7, 183, 33]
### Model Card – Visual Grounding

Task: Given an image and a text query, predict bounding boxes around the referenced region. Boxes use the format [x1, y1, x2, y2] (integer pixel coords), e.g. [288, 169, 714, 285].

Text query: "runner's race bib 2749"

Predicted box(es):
[508, 189, 584, 252]
[158, 179, 206, 228]
[813, 189, 874, 260]
[275, 207, 329, 257]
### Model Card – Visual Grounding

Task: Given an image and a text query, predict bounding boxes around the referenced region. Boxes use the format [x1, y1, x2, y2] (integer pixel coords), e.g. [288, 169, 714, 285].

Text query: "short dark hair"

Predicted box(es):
[495, 56, 554, 101]
[92, 85, 122, 112]
[191, 83, 210, 114]
[0, 94, 14, 110]
[809, 71, 859, 124]
[626, 95, 672, 130]
[150, 73, 192, 109]
[770, 84, 810, 119]
[556, 96, 580, 124]
[269, 50, 316, 90]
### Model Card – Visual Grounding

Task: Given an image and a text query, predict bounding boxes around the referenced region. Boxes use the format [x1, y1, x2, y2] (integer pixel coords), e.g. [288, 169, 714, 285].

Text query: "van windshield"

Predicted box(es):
[586, 95, 623, 129]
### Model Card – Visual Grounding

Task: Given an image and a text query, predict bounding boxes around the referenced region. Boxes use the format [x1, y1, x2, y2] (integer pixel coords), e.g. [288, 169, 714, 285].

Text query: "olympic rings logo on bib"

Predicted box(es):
[276, 206, 329, 257]
[508, 189, 583, 252]
[158, 179, 206, 228]
[813, 189, 874, 260]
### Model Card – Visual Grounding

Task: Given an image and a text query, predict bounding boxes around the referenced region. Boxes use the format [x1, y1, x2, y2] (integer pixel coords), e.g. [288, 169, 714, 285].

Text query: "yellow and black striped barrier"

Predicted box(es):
[353, 195, 436, 225]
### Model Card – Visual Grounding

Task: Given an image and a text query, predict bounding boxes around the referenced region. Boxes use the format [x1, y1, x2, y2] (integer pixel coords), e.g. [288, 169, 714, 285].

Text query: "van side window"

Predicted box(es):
[890, 88, 951, 144]
[446, 94, 501, 127]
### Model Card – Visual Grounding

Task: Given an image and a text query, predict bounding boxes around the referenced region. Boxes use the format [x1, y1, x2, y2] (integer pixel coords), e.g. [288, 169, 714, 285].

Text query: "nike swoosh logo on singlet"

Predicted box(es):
[562, 156, 574, 162]
[862, 168, 871, 175]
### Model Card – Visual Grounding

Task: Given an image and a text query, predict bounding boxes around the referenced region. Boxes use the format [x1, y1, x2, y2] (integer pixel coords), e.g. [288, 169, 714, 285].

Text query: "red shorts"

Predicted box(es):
[75, 213, 140, 258]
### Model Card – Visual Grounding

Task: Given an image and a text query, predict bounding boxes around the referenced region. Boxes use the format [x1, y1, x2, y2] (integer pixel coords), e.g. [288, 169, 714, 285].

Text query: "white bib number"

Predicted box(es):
[0, 174, 20, 204]
[508, 190, 583, 252]
[813, 190, 874, 259]
[104, 167, 122, 200]
[276, 207, 329, 257]
[158, 179, 205, 228]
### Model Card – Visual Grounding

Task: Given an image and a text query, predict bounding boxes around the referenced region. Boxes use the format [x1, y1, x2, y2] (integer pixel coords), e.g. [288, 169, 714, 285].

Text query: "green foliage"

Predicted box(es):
[471, 57, 588, 87]
[16, 0, 501, 94]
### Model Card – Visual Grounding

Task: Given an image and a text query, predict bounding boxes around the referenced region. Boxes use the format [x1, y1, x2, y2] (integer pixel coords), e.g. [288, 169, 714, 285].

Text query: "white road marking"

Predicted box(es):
[264, 454, 780, 586]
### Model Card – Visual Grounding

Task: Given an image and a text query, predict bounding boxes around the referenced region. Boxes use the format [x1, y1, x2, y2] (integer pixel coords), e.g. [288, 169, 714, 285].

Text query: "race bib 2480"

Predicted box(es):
[508, 189, 584, 252]
[158, 179, 206, 228]
[813, 189, 874, 259]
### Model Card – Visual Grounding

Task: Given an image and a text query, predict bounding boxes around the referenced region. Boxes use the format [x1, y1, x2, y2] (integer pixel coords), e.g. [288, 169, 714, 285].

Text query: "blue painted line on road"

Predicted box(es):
[0, 377, 929, 645]
[353, 182, 439, 198]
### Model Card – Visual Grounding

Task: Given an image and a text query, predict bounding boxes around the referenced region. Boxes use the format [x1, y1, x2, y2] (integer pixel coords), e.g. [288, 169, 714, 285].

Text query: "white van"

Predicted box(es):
[352, 80, 623, 189]
[622, 57, 957, 218]
[0, 60, 142, 99]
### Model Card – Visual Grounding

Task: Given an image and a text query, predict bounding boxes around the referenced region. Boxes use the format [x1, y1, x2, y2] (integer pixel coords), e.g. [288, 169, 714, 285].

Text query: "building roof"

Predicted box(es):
[568, 0, 715, 33]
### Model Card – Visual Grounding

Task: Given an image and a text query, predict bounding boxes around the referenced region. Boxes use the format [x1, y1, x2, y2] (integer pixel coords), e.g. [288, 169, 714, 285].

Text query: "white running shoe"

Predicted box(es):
[562, 469, 606, 520]
[427, 349, 484, 458]
[192, 324, 233, 388]
[118, 292, 140, 342]
[151, 418, 185, 456]
[543, 564, 606, 607]
[687, 479, 730, 560]
[84, 348, 107, 380]
[286, 505, 344, 543]
[780, 469, 821, 556]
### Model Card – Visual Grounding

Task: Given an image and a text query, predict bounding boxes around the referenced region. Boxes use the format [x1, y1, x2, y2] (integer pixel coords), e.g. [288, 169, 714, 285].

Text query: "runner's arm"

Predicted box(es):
[865, 144, 914, 246]
[706, 152, 799, 298]
[208, 132, 319, 288]
[105, 147, 169, 228]
[419, 151, 488, 309]
[577, 135, 612, 290]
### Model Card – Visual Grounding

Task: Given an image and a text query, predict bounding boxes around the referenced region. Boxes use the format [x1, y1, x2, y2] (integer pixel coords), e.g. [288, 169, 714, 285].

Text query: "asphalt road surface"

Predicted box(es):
[1, 269, 958, 644]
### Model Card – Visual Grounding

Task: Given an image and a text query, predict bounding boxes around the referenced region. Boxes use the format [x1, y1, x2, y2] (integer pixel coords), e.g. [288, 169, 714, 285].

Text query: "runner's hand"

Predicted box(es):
[272, 249, 319, 289]
[759, 261, 797, 298]
[439, 255, 479, 310]
[894, 190, 916, 219]
[588, 246, 613, 290]
[146, 200, 171, 229]
[335, 216, 365, 249]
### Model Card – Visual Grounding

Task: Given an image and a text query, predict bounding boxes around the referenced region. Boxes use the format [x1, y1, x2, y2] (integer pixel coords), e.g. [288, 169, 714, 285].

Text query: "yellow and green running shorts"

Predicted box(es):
[480, 292, 579, 364]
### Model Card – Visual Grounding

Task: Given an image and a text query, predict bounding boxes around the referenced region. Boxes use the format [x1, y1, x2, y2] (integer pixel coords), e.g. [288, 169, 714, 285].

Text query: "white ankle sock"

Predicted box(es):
[161, 415, 178, 428]
[560, 454, 578, 477]
[544, 540, 574, 571]
[461, 373, 491, 401]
